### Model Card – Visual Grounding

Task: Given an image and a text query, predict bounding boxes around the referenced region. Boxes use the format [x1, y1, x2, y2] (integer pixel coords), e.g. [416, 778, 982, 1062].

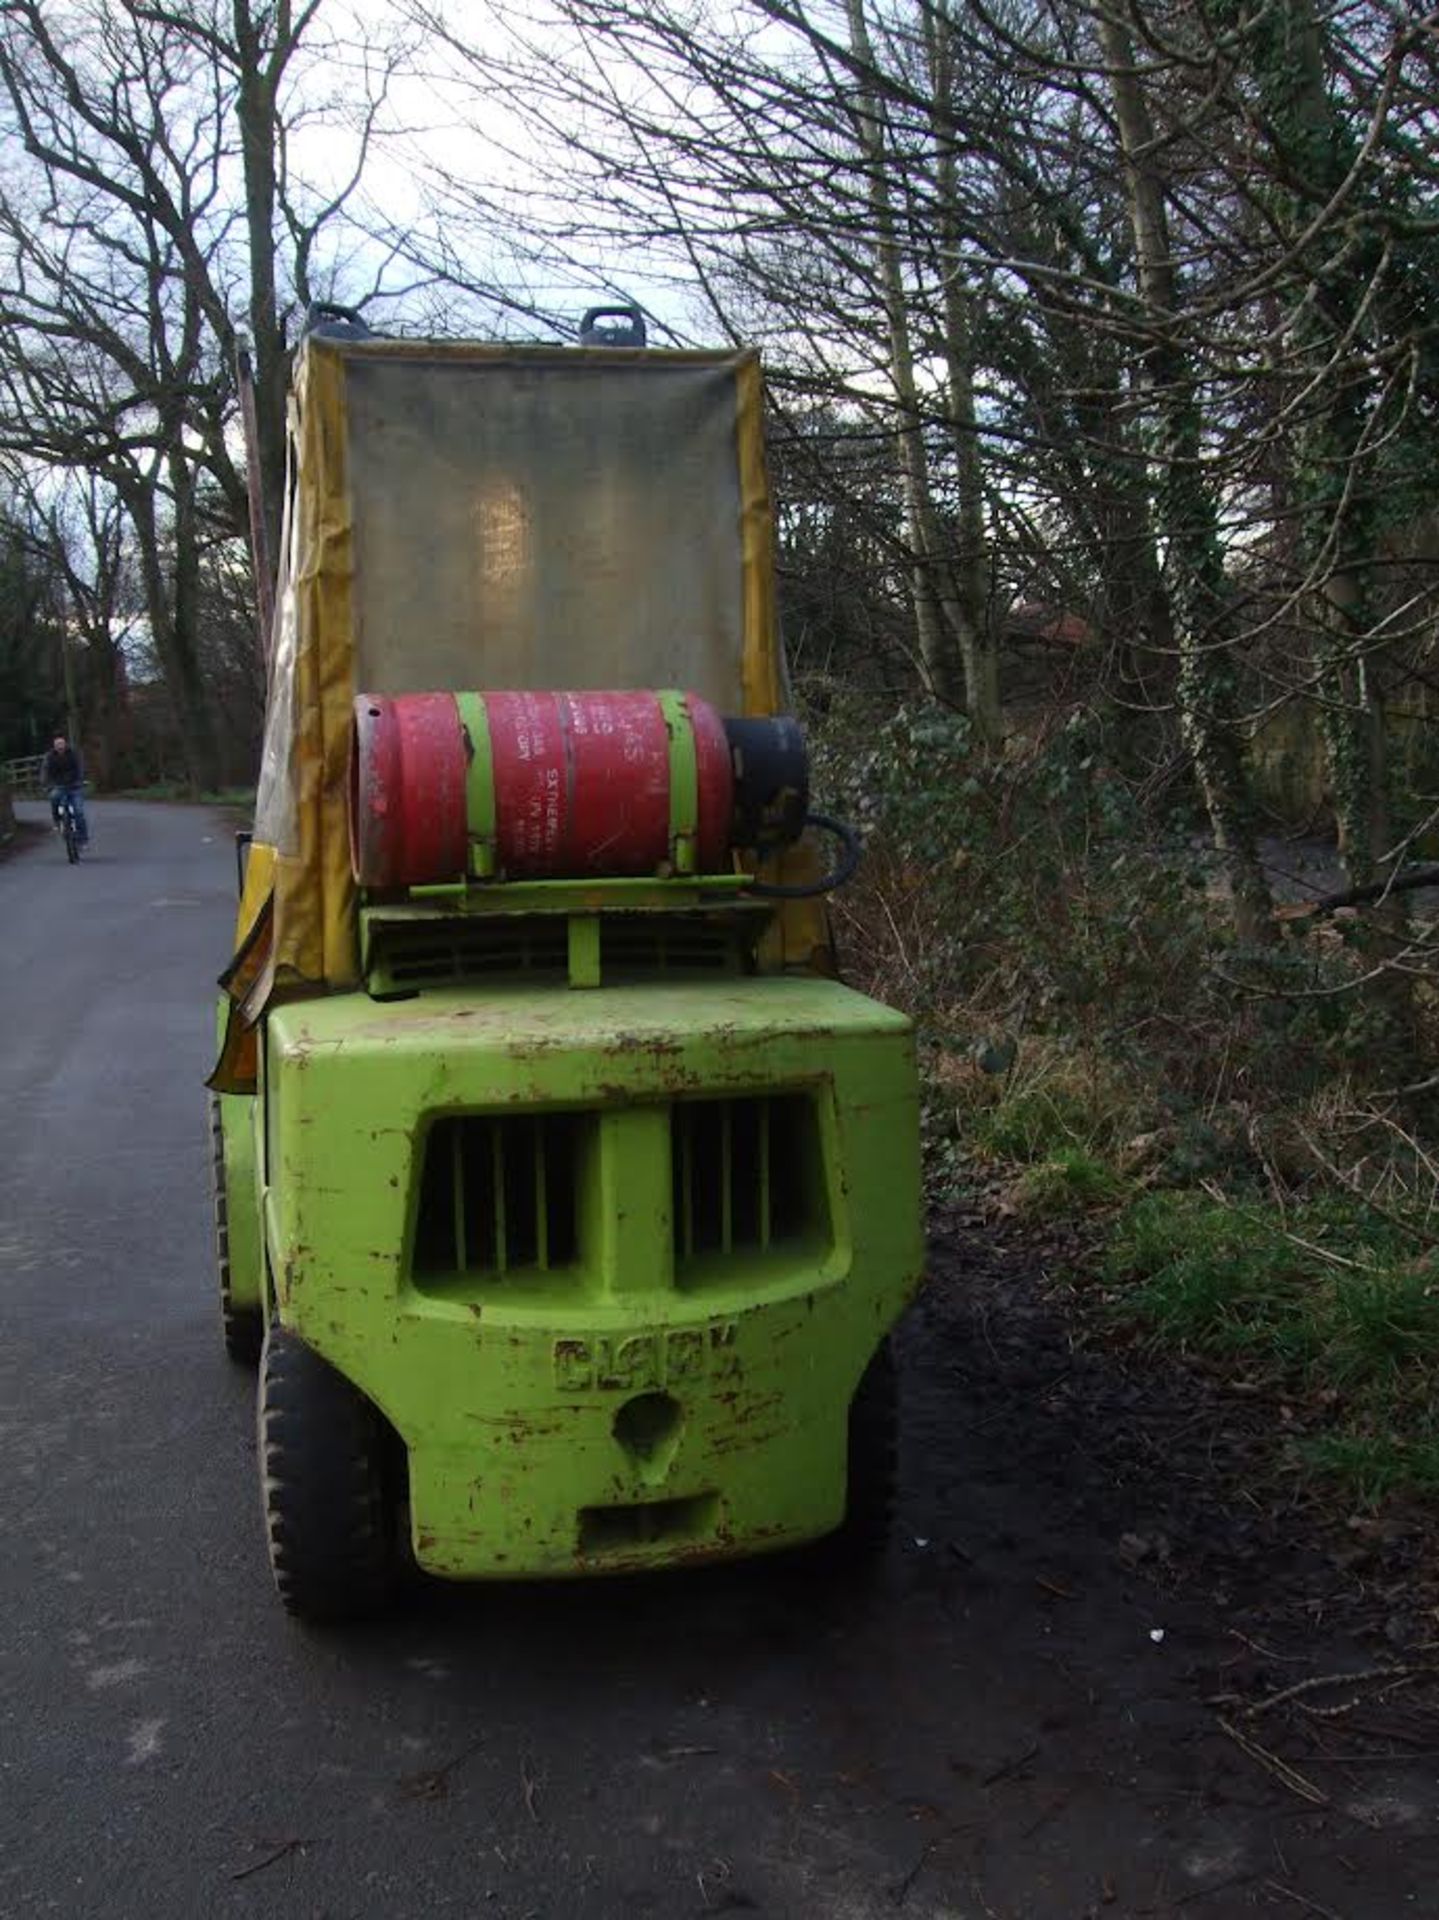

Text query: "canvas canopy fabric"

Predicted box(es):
[218, 334, 824, 1083]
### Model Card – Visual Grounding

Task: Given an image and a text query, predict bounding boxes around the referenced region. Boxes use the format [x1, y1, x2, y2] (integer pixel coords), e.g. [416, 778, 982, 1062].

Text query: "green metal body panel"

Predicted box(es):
[260, 977, 922, 1579]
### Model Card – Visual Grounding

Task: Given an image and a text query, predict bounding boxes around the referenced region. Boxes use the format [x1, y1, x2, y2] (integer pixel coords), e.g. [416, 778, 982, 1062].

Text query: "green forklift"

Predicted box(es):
[210, 304, 924, 1622]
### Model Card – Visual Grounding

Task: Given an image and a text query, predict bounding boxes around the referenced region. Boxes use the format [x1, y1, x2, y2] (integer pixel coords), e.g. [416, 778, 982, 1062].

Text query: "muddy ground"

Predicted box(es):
[847, 1212, 1439, 1917]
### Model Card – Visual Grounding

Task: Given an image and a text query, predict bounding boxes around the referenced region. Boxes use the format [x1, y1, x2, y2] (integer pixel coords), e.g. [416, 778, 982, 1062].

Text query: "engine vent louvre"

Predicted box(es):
[670, 1094, 822, 1271]
[413, 1113, 581, 1277]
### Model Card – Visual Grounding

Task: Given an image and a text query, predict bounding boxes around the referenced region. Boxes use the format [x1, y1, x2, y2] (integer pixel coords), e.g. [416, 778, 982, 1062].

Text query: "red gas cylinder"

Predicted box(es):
[351, 690, 735, 888]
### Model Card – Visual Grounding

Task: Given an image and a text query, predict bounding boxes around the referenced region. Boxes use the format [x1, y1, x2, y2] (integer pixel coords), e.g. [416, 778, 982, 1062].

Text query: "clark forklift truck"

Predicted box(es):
[210, 304, 924, 1622]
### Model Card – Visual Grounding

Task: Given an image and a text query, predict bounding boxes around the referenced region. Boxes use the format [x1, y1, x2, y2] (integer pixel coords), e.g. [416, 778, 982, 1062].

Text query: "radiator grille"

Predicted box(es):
[412, 1113, 582, 1277]
[372, 918, 567, 993]
[599, 916, 747, 977]
[670, 1094, 823, 1270]
[368, 912, 752, 996]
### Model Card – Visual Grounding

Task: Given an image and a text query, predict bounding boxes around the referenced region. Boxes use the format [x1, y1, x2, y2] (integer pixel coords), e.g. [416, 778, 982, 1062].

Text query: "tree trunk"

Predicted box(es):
[1099, 9, 1274, 944]
[233, 0, 289, 595]
[844, 0, 964, 706]
[1211, 0, 1396, 900]
[926, 0, 1001, 739]
[125, 473, 217, 794]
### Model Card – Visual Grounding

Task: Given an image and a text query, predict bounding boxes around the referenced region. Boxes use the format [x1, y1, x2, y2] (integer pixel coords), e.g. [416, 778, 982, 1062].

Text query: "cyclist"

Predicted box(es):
[41, 734, 89, 849]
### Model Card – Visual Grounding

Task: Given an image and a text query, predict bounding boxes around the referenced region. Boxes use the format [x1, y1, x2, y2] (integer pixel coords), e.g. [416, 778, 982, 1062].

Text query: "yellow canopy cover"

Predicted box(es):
[219, 334, 822, 1083]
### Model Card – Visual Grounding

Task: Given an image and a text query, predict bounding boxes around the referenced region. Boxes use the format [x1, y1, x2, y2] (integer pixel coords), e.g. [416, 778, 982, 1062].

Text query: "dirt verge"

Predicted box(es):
[883, 1210, 1439, 1915]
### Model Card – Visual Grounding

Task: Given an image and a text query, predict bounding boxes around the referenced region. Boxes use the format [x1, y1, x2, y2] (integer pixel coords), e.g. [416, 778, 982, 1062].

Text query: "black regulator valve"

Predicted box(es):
[722, 714, 861, 898]
[724, 714, 809, 850]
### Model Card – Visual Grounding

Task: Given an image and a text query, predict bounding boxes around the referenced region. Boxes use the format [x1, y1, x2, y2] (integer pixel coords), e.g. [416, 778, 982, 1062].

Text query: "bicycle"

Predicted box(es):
[53, 788, 83, 864]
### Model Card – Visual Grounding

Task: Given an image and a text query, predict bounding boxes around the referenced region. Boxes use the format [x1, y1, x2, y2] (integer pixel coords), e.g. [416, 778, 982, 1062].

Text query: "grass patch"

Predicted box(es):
[928, 1038, 1146, 1168]
[1009, 1148, 1130, 1219]
[972, 1080, 1102, 1162]
[1104, 1191, 1439, 1504]
[1299, 1432, 1439, 1506]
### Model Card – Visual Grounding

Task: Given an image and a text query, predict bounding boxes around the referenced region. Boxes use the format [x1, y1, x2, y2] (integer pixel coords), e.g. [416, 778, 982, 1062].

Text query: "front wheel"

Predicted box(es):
[258, 1326, 404, 1624]
[209, 1094, 262, 1366]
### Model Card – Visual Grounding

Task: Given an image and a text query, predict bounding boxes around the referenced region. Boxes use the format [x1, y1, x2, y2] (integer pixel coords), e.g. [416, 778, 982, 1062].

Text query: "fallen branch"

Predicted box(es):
[229, 1838, 303, 1882]
[1216, 1716, 1329, 1805]
[981, 1741, 1040, 1787]
[1261, 1879, 1344, 1920]
[1240, 1663, 1436, 1718]
[888, 1839, 937, 1906]
[1292, 1125, 1439, 1248]
[521, 1755, 541, 1824]
[1198, 1179, 1373, 1272]
[395, 1734, 484, 1803]
[1212, 1665, 1439, 1808]
[1275, 862, 1439, 920]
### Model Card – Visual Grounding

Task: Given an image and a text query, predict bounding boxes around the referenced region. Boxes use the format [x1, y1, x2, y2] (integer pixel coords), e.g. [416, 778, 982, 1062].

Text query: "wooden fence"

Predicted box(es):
[1, 755, 46, 795]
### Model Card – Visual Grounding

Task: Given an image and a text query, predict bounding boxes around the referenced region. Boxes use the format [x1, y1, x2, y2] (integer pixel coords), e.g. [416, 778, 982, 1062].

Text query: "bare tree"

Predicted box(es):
[0, 0, 412, 784]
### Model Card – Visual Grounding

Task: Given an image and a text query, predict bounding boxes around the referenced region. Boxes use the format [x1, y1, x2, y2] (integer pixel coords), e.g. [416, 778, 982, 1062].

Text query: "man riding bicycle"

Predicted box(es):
[41, 734, 89, 849]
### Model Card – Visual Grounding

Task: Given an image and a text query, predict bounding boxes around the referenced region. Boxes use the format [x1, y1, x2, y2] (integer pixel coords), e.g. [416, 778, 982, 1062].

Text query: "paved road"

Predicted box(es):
[0, 801, 958, 1920]
[1, 803, 1430, 1920]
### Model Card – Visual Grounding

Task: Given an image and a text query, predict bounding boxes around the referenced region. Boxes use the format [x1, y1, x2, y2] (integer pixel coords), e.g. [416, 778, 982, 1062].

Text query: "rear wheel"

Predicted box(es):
[818, 1336, 899, 1570]
[209, 1094, 262, 1366]
[258, 1326, 404, 1624]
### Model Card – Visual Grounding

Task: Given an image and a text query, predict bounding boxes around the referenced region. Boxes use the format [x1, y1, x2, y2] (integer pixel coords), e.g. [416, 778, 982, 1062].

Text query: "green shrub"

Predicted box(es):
[809, 695, 1215, 1050]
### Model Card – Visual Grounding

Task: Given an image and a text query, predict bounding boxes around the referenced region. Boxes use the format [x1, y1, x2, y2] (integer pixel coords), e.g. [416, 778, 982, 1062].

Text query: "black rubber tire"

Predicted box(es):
[258, 1325, 403, 1625]
[64, 821, 78, 863]
[816, 1336, 899, 1571]
[209, 1094, 263, 1367]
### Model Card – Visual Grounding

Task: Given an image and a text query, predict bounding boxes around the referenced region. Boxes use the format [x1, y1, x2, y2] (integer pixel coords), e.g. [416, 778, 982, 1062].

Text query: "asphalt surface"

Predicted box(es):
[2, 802, 1434, 1920]
[0, 800, 949, 1920]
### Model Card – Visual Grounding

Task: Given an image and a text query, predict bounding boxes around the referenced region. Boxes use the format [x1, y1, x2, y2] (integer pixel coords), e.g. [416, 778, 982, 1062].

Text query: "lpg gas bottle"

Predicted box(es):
[350, 689, 745, 888]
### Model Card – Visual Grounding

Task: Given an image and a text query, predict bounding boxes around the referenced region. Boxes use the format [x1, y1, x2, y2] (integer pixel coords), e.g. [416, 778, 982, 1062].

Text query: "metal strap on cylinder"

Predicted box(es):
[454, 691, 498, 878]
[657, 689, 698, 876]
